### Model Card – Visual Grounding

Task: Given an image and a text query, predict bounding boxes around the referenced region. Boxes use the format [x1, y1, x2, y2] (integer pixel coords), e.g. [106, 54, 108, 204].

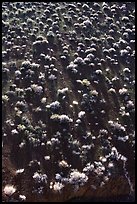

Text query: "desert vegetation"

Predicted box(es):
[2, 2, 135, 202]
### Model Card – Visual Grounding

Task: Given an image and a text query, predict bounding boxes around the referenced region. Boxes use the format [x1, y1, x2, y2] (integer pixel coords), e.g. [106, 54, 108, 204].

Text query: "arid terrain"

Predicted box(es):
[2, 2, 135, 202]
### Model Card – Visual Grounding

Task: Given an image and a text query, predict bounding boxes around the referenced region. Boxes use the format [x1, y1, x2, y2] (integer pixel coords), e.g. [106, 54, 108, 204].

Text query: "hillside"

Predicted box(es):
[2, 2, 135, 202]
